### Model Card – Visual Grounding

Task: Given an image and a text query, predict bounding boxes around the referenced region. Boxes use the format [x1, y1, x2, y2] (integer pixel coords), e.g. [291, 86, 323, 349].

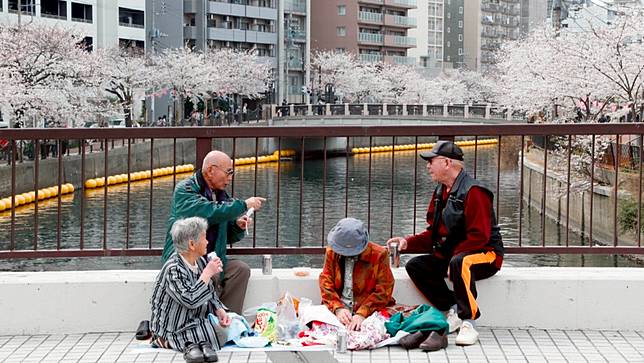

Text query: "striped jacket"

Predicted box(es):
[150, 253, 224, 352]
[319, 242, 396, 318]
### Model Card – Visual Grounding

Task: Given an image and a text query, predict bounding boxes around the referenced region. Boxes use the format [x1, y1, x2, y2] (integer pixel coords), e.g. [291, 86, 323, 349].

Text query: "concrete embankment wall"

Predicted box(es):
[522, 157, 631, 246]
[0, 138, 275, 196]
[1, 267, 643, 335]
[0, 135, 437, 196]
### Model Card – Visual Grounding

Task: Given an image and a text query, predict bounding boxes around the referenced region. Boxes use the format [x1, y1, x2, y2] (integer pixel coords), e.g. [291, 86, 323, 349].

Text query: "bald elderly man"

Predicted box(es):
[161, 150, 265, 314]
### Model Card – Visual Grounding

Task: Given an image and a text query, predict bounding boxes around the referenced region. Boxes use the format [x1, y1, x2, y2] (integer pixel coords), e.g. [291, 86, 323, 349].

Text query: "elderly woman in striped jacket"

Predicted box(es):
[150, 217, 231, 363]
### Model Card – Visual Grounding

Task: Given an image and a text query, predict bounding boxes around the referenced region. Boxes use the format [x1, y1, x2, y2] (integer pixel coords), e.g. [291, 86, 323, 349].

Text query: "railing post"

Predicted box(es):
[289, 104, 295, 117]
[344, 103, 349, 116]
[485, 104, 491, 119]
[383, 103, 388, 116]
[422, 103, 427, 116]
[402, 104, 408, 116]
[443, 104, 448, 117]
[363, 103, 369, 116]
[271, 104, 276, 119]
[506, 108, 512, 121]
[464, 104, 469, 118]
[307, 104, 312, 116]
[196, 137, 212, 171]
[326, 103, 331, 116]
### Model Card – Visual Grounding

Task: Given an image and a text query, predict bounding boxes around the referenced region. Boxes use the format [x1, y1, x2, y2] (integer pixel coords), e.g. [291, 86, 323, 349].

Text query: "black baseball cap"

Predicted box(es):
[419, 140, 464, 161]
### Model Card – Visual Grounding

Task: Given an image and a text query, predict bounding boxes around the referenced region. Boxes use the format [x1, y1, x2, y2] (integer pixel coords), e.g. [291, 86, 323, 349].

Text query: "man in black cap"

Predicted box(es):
[387, 140, 503, 350]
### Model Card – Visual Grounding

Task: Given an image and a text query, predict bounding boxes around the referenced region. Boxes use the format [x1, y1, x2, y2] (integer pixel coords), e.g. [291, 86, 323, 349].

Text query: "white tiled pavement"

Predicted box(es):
[1, 328, 643, 363]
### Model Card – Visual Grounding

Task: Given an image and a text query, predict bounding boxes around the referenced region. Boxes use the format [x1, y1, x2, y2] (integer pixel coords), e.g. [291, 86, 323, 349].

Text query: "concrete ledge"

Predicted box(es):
[1, 267, 643, 335]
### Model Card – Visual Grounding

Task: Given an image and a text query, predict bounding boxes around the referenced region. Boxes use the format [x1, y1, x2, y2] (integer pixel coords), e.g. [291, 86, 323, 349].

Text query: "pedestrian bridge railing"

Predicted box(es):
[270, 103, 522, 121]
[0, 124, 643, 262]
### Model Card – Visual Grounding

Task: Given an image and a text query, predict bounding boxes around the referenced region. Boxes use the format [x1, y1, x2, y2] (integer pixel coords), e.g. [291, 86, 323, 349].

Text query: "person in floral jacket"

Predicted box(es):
[319, 218, 395, 331]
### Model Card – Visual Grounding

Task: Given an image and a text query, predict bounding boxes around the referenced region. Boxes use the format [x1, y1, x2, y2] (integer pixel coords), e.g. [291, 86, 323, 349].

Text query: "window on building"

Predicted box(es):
[337, 26, 346, 37]
[459, 20, 463, 28]
[119, 39, 145, 52]
[184, 13, 196, 27]
[447, 40, 450, 47]
[80, 36, 93, 52]
[9, 0, 35, 14]
[447, 12, 450, 19]
[458, 48, 463, 55]
[338, 5, 346, 16]
[459, 6, 463, 14]
[458, 34, 463, 41]
[119, 7, 144, 28]
[447, 55, 450, 61]
[447, 27, 450, 33]
[71, 2, 93, 23]
[336, 47, 345, 52]
[41, 1, 66, 19]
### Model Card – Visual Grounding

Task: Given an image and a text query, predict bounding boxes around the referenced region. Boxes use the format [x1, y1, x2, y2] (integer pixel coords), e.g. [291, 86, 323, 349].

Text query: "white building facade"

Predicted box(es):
[0, 0, 145, 50]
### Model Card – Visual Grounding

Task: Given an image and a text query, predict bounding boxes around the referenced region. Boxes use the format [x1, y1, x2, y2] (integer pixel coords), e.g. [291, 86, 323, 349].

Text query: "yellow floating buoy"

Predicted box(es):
[85, 179, 97, 189]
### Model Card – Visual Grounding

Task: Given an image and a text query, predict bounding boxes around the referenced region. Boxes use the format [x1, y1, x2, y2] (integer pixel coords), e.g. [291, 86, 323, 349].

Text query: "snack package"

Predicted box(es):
[253, 308, 278, 343]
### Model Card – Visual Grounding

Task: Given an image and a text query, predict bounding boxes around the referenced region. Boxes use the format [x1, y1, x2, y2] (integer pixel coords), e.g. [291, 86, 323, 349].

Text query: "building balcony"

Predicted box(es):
[384, 0, 417, 9]
[287, 58, 304, 70]
[385, 14, 416, 28]
[385, 55, 416, 65]
[358, 32, 384, 45]
[285, 0, 305, 13]
[202, 27, 278, 44]
[119, 21, 144, 29]
[358, 11, 383, 24]
[360, 53, 384, 63]
[358, 0, 384, 5]
[384, 34, 416, 48]
[288, 29, 306, 42]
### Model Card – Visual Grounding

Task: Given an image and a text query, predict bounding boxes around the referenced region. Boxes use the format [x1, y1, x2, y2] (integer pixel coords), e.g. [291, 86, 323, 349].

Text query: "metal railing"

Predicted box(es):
[358, 32, 384, 44]
[359, 11, 383, 23]
[360, 53, 384, 63]
[2, 124, 644, 261]
[271, 103, 509, 120]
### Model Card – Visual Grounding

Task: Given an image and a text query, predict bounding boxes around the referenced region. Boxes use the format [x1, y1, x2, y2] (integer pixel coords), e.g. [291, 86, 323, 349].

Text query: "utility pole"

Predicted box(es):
[552, 0, 562, 31]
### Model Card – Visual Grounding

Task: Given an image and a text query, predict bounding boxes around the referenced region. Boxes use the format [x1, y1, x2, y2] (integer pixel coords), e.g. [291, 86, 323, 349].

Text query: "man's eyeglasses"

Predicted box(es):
[212, 164, 235, 176]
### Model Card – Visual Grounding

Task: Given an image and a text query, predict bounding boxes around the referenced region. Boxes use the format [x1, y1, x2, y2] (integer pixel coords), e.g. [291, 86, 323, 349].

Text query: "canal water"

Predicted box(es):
[0, 144, 640, 271]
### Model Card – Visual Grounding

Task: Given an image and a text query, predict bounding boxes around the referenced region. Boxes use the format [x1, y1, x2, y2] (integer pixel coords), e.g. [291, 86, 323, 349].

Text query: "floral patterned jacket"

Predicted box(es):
[319, 242, 395, 318]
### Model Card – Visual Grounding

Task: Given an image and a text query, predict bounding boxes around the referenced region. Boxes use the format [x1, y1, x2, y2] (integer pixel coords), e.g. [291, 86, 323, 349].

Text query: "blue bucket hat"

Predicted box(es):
[327, 218, 369, 256]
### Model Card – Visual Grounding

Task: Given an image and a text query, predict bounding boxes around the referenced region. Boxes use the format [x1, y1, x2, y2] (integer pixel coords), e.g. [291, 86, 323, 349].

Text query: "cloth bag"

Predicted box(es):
[384, 304, 448, 336]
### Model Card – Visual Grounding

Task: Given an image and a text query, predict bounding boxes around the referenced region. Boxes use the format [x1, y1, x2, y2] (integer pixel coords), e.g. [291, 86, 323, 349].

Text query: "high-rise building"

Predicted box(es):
[462, 0, 521, 71]
[311, 0, 418, 66]
[443, 0, 464, 68]
[407, 0, 428, 66]
[146, 0, 309, 104]
[0, 0, 146, 51]
[423, 0, 444, 69]
[520, 0, 547, 35]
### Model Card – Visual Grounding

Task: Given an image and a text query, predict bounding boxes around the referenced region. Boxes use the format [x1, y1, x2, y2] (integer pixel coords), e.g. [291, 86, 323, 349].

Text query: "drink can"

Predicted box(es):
[388, 241, 400, 268]
[262, 255, 272, 275]
[336, 330, 347, 353]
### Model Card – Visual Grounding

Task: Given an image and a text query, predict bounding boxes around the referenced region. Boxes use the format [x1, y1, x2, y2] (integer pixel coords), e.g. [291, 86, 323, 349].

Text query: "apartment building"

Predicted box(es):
[407, 0, 427, 66]
[443, 0, 464, 68]
[311, 0, 418, 66]
[0, 0, 145, 50]
[520, 0, 547, 35]
[147, 0, 309, 104]
[461, 0, 521, 72]
[423, 0, 444, 69]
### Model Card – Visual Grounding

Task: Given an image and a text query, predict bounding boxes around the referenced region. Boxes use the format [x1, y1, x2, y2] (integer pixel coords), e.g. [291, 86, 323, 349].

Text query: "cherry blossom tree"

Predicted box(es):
[494, 9, 644, 122]
[99, 47, 152, 127]
[0, 23, 104, 127]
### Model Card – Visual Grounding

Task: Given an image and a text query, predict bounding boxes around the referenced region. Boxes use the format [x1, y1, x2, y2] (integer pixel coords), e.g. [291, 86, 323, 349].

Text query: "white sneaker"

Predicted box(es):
[455, 321, 479, 346]
[446, 309, 462, 334]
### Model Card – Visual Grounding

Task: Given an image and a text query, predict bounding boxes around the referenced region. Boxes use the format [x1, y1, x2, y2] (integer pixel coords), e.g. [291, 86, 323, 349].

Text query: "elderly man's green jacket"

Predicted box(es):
[161, 170, 247, 275]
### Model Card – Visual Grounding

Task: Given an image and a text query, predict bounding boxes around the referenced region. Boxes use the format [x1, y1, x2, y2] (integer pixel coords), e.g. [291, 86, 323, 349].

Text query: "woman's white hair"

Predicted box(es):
[171, 217, 208, 253]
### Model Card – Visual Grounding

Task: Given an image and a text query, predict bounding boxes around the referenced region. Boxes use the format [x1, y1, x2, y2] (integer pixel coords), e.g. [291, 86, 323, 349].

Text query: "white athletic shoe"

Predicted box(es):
[446, 309, 462, 334]
[455, 321, 479, 346]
